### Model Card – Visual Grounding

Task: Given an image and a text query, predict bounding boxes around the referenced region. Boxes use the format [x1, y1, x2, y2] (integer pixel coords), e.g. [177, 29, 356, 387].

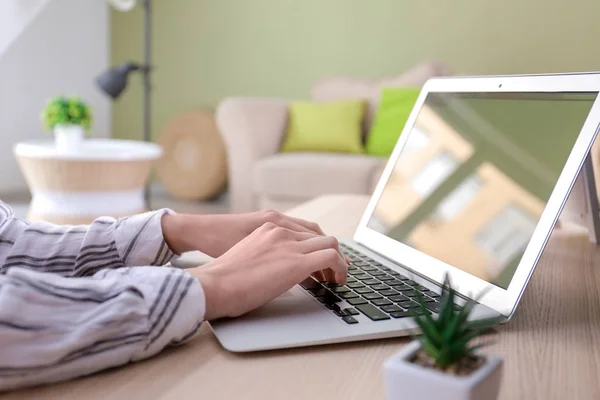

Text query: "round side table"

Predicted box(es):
[14, 139, 162, 225]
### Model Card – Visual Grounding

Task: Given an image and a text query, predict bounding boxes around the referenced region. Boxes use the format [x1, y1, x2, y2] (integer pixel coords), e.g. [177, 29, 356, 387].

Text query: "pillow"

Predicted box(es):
[310, 62, 452, 131]
[280, 100, 365, 154]
[365, 87, 421, 156]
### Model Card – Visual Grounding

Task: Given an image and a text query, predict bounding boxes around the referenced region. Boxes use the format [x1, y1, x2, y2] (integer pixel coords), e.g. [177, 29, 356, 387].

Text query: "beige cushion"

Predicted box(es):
[310, 62, 452, 131]
[254, 153, 387, 200]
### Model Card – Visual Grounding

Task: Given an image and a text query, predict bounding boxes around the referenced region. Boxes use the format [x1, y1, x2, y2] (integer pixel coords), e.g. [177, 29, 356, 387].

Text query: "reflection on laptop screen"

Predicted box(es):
[367, 92, 597, 289]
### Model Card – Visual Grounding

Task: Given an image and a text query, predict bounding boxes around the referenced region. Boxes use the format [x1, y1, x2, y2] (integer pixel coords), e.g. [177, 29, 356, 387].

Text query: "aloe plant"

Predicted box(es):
[412, 274, 502, 370]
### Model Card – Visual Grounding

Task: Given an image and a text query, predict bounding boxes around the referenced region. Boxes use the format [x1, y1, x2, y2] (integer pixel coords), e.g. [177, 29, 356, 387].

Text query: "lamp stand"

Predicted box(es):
[142, 0, 152, 210]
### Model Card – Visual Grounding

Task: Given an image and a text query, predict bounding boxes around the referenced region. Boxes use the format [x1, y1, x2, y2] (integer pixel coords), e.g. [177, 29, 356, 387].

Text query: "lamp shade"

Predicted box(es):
[96, 63, 141, 99]
[107, 0, 136, 12]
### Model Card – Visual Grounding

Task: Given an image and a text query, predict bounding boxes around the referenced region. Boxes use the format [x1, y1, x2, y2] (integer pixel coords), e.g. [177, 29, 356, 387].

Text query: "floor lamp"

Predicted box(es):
[96, 0, 153, 210]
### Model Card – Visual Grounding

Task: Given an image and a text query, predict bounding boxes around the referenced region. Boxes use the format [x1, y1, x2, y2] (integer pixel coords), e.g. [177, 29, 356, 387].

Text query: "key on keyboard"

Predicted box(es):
[347, 297, 368, 306]
[380, 289, 398, 296]
[363, 279, 380, 286]
[363, 292, 382, 300]
[372, 284, 389, 291]
[300, 247, 443, 324]
[347, 282, 365, 289]
[372, 298, 392, 306]
[344, 307, 359, 315]
[356, 304, 390, 321]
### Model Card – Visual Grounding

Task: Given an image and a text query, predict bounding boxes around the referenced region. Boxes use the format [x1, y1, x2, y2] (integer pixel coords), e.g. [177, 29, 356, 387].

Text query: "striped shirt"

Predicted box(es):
[0, 201, 206, 391]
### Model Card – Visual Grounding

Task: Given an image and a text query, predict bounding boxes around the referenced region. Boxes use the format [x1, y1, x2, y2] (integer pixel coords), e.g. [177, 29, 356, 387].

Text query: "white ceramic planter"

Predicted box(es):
[384, 340, 503, 400]
[54, 124, 85, 154]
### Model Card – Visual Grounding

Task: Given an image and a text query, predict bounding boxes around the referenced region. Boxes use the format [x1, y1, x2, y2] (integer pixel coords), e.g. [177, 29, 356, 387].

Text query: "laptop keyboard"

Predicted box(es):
[299, 243, 442, 324]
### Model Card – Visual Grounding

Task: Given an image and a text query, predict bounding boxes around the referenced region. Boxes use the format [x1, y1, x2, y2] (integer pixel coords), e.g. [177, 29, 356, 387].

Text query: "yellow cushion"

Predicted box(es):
[280, 100, 365, 154]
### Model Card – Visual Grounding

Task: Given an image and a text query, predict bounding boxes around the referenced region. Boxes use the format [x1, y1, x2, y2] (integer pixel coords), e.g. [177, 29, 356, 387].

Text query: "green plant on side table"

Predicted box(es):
[384, 274, 504, 400]
[41, 95, 93, 154]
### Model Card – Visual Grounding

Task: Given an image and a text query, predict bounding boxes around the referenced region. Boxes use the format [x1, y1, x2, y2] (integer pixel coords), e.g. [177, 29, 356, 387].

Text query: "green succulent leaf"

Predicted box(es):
[437, 278, 456, 330]
[466, 341, 495, 355]
[414, 315, 442, 347]
[411, 272, 499, 369]
[442, 299, 476, 343]
[419, 336, 440, 360]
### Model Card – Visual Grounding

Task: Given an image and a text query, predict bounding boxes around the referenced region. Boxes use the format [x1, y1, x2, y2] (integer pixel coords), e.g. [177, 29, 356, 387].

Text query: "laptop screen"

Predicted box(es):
[367, 92, 597, 289]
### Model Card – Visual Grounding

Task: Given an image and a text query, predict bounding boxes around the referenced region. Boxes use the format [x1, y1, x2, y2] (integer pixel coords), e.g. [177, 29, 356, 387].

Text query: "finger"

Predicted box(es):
[262, 224, 317, 242]
[283, 232, 348, 265]
[284, 216, 325, 236]
[292, 235, 345, 281]
[304, 248, 348, 284]
[268, 230, 348, 282]
[294, 235, 348, 262]
[266, 230, 347, 281]
[311, 270, 326, 282]
[274, 218, 324, 238]
[322, 268, 337, 283]
[263, 210, 325, 236]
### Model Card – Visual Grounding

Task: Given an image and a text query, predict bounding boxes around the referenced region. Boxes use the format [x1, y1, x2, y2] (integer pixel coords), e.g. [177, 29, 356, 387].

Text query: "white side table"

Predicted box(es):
[14, 139, 162, 225]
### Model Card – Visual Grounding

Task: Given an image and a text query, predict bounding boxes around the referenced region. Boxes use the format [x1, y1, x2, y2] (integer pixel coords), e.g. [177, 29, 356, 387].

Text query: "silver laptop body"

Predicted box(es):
[211, 73, 600, 352]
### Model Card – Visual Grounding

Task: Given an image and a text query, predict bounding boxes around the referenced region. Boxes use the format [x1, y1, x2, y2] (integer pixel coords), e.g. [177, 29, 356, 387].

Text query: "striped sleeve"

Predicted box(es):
[0, 201, 176, 277]
[0, 201, 206, 391]
[0, 265, 206, 391]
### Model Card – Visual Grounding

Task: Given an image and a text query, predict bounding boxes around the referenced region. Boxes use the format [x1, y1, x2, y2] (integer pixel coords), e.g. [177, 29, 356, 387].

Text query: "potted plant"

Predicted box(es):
[41, 96, 92, 153]
[384, 275, 504, 400]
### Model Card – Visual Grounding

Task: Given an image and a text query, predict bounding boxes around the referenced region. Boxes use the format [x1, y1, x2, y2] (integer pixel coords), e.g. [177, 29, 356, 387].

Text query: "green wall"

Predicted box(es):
[111, 0, 600, 140]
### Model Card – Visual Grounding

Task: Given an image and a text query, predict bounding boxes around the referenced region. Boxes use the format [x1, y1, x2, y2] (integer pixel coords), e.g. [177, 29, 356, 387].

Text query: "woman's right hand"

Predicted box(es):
[189, 222, 348, 321]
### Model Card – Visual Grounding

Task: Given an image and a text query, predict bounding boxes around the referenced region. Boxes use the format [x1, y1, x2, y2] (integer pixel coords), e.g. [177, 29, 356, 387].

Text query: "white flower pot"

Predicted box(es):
[384, 340, 503, 400]
[54, 124, 84, 154]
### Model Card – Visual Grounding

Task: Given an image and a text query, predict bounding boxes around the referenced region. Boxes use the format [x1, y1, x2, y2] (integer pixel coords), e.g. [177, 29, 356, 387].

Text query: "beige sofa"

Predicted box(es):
[216, 62, 452, 212]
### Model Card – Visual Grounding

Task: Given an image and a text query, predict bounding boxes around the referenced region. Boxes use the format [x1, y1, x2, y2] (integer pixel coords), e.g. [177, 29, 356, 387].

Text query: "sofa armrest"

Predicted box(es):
[216, 97, 289, 212]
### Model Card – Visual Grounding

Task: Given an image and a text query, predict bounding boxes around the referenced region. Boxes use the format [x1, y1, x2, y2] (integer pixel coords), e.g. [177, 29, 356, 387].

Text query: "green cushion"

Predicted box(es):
[366, 87, 421, 156]
[280, 100, 365, 154]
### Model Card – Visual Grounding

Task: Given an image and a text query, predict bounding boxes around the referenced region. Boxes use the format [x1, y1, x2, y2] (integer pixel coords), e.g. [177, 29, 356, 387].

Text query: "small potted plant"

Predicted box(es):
[384, 275, 504, 400]
[41, 96, 92, 153]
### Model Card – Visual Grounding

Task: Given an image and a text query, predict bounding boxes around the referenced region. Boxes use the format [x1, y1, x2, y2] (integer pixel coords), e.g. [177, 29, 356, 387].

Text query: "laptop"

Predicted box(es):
[210, 72, 600, 352]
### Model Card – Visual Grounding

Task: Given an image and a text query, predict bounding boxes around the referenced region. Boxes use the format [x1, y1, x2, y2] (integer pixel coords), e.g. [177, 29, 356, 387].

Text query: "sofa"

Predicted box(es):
[216, 62, 452, 213]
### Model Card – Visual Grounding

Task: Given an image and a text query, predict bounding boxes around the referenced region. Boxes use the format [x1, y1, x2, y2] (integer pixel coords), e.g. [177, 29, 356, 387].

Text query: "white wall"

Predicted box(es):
[0, 0, 110, 193]
[0, 0, 50, 58]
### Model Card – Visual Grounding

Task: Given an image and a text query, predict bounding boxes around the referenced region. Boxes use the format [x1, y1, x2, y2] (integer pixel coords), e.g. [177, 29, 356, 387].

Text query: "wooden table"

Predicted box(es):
[5, 195, 600, 400]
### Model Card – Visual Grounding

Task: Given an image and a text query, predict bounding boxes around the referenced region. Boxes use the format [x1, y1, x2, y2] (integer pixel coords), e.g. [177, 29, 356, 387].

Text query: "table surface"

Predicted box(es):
[13, 138, 162, 161]
[5, 194, 600, 400]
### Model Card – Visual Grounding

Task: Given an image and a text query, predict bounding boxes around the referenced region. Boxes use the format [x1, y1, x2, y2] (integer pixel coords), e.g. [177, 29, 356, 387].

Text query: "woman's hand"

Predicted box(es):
[162, 210, 326, 258]
[188, 222, 348, 320]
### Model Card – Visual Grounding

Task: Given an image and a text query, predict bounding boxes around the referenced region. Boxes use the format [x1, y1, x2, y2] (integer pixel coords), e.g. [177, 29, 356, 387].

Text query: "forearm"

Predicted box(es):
[0, 266, 205, 391]
[161, 213, 220, 255]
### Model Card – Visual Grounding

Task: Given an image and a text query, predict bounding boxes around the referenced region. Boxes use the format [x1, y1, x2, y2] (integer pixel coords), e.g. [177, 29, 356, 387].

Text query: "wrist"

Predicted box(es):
[161, 213, 191, 255]
[189, 266, 222, 321]
[163, 213, 220, 256]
